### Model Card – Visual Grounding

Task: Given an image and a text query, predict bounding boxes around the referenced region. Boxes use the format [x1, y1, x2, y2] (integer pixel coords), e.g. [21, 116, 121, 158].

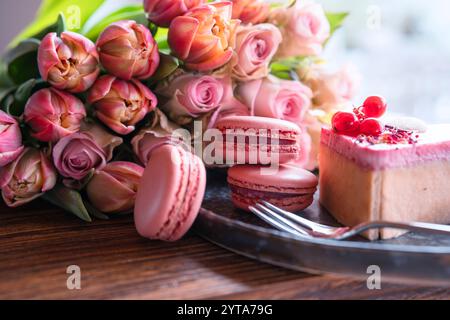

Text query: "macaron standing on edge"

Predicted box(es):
[134, 144, 207, 241]
[227, 164, 318, 212]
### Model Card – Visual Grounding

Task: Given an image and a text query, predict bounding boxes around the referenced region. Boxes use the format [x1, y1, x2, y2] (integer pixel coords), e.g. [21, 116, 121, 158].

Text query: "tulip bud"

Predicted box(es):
[96, 20, 160, 80]
[168, 2, 240, 71]
[24, 88, 87, 143]
[38, 32, 100, 93]
[0, 111, 24, 167]
[86, 161, 144, 214]
[0, 148, 57, 207]
[144, 0, 204, 27]
[231, 0, 270, 25]
[88, 75, 157, 135]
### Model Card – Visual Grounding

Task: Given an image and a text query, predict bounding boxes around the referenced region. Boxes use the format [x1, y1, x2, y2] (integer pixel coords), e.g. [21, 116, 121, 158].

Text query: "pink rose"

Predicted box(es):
[232, 23, 282, 81]
[304, 64, 361, 110]
[88, 75, 157, 135]
[24, 88, 86, 142]
[144, 0, 204, 27]
[96, 20, 160, 80]
[86, 161, 144, 214]
[237, 76, 312, 124]
[231, 0, 270, 25]
[0, 148, 56, 207]
[131, 109, 182, 165]
[38, 32, 100, 93]
[270, 2, 330, 57]
[53, 123, 123, 180]
[168, 2, 240, 71]
[0, 111, 24, 167]
[156, 73, 230, 124]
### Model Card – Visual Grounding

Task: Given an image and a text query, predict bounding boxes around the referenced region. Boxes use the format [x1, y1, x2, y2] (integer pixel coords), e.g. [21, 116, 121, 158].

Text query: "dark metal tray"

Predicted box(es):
[193, 170, 450, 285]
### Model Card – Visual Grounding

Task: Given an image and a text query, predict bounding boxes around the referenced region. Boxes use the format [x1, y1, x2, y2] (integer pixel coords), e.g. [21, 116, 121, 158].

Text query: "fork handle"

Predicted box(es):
[343, 221, 450, 239]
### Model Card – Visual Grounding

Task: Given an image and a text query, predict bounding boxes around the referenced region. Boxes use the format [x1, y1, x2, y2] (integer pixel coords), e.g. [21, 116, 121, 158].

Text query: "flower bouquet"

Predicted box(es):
[0, 0, 355, 233]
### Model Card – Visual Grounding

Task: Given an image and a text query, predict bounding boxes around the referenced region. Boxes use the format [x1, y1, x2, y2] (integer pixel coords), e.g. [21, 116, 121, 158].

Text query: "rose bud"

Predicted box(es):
[168, 2, 240, 71]
[270, 2, 330, 57]
[86, 161, 144, 214]
[237, 75, 312, 124]
[144, 0, 204, 27]
[53, 123, 123, 180]
[302, 64, 361, 111]
[24, 88, 87, 143]
[88, 75, 157, 135]
[231, 0, 270, 25]
[156, 72, 230, 125]
[0, 111, 24, 167]
[38, 32, 100, 93]
[0, 148, 56, 207]
[96, 20, 160, 80]
[131, 109, 182, 165]
[232, 24, 282, 81]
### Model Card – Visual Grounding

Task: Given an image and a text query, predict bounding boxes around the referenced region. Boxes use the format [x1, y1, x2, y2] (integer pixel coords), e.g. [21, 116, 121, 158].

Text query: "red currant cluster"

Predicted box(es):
[331, 96, 387, 137]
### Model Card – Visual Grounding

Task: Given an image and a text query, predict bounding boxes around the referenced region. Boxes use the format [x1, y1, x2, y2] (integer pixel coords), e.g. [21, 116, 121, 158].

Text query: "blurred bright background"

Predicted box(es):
[1, 0, 450, 122]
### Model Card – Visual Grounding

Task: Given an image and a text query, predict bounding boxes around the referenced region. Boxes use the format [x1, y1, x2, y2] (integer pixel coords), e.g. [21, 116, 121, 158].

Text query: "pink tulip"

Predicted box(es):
[0, 148, 56, 207]
[53, 123, 123, 180]
[144, 0, 204, 27]
[156, 72, 230, 124]
[96, 20, 160, 80]
[131, 109, 182, 165]
[86, 161, 144, 214]
[24, 88, 86, 143]
[88, 75, 157, 135]
[232, 24, 282, 81]
[237, 76, 312, 124]
[231, 0, 270, 25]
[38, 32, 100, 93]
[168, 2, 240, 71]
[270, 2, 330, 57]
[0, 111, 24, 167]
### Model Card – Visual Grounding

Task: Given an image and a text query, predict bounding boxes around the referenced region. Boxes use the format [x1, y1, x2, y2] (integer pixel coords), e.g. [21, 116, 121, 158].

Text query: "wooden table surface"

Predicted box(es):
[1, 200, 449, 300]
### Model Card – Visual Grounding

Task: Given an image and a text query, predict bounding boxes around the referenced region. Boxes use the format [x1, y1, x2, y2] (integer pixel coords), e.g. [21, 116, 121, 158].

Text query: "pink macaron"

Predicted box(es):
[214, 116, 301, 165]
[227, 164, 318, 212]
[134, 144, 206, 241]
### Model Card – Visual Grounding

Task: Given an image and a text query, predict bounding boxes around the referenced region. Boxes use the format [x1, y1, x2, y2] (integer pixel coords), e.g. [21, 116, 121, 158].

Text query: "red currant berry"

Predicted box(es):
[332, 112, 360, 136]
[360, 118, 383, 136]
[362, 96, 387, 118]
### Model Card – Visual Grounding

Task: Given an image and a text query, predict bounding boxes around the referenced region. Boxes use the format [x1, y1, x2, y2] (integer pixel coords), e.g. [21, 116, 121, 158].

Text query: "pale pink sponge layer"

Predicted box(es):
[319, 125, 450, 240]
[134, 144, 206, 241]
[228, 164, 318, 212]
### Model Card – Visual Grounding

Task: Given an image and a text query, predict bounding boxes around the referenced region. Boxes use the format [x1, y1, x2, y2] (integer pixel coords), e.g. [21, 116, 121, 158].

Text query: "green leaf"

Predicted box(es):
[3, 39, 41, 85]
[326, 12, 349, 37]
[42, 184, 92, 222]
[81, 4, 146, 41]
[6, 79, 38, 116]
[84, 200, 110, 220]
[155, 27, 169, 52]
[10, 0, 106, 46]
[146, 52, 179, 85]
[56, 13, 67, 35]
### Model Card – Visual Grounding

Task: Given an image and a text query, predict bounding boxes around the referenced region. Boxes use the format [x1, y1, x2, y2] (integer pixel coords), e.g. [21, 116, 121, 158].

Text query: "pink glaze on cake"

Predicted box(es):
[215, 116, 302, 164]
[134, 144, 206, 241]
[227, 164, 318, 212]
[321, 124, 450, 170]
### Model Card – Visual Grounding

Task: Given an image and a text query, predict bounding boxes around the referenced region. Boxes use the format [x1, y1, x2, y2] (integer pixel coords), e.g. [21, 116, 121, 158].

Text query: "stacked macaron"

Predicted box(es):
[214, 116, 319, 212]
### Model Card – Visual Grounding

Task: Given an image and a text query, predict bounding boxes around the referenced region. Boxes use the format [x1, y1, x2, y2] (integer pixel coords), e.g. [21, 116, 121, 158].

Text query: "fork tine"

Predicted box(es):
[254, 203, 311, 236]
[259, 201, 337, 233]
[249, 206, 309, 238]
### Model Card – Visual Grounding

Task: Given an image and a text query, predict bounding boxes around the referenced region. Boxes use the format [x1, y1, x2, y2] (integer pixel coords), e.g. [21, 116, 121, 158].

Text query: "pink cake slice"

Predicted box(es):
[319, 124, 450, 240]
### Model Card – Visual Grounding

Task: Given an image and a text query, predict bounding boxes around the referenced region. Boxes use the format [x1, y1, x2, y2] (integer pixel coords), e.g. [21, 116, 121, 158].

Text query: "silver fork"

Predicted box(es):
[249, 201, 450, 240]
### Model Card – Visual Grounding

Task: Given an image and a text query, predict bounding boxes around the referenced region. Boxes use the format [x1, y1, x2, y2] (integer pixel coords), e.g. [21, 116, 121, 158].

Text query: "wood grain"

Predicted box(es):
[0, 200, 449, 299]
